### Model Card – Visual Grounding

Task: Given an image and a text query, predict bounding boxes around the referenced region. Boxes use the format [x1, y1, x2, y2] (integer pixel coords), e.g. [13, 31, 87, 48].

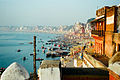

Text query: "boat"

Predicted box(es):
[36, 58, 44, 61]
[0, 67, 5, 75]
[30, 53, 33, 56]
[29, 42, 33, 44]
[58, 45, 61, 47]
[46, 52, 51, 57]
[41, 46, 44, 49]
[23, 57, 26, 61]
[46, 43, 48, 45]
[54, 44, 57, 46]
[46, 42, 52, 45]
[37, 49, 39, 52]
[44, 48, 47, 49]
[17, 49, 21, 52]
[51, 53, 60, 57]
[19, 43, 24, 45]
[51, 47, 59, 51]
[42, 49, 45, 53]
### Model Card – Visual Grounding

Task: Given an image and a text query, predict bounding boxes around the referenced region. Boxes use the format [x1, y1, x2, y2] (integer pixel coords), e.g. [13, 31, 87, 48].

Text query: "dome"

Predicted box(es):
[1, 62, 30, 80]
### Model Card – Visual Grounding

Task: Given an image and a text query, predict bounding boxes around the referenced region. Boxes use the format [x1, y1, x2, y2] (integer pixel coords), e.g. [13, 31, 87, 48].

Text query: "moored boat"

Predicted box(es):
[23, 57, 26, 61]
[30, 53, 33, 56]
[17, 49, 21, 52]
[29, 42, 33, 44]
[36, 58, 44, 61]
[0, 67, 5, 75]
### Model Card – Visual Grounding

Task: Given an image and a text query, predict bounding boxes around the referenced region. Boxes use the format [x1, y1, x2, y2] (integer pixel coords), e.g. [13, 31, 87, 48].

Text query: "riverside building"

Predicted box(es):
[91, 5, 120, 58]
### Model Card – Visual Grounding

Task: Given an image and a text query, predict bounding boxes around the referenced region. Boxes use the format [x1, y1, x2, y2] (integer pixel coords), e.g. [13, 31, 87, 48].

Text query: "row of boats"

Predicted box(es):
[45, 38, 71, 58]
[17, 37, 67, 61]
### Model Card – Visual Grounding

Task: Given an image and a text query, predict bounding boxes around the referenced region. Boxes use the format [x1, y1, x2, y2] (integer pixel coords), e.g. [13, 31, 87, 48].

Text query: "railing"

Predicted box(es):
[91, 30, 105, 36]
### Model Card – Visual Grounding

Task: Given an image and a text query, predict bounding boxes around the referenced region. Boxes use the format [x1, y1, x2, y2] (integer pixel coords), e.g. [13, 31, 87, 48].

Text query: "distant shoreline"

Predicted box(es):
[0, 30, 65, 34]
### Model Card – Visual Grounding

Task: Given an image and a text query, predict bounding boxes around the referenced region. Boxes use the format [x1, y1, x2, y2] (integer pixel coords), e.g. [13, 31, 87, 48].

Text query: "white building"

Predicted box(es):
[38, 60, 60, 80]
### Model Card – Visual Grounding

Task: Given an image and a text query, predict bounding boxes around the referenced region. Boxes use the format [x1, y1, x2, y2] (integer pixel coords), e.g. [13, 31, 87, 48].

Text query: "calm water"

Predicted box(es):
[0, 31, 59, 73]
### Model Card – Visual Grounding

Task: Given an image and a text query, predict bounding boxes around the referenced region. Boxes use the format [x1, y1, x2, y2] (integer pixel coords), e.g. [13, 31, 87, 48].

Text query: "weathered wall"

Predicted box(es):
[105, 32, 114, 58]
[117, 6, 120, 32]
[106, 6, 116, 32]
[38, 68, 60, 80]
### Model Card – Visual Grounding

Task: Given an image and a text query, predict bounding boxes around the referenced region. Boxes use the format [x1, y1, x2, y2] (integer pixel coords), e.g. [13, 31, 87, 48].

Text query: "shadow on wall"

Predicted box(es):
[61, 68, 109, 80]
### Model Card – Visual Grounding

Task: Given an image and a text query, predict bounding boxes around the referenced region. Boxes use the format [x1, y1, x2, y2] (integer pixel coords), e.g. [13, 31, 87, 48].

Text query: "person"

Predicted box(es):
[81, 52, 83, 60]
[83, 45, 86, 50]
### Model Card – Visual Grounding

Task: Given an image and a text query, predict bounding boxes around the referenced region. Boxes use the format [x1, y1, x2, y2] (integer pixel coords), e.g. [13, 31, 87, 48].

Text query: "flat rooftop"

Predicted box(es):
[40, 60, 60, 69]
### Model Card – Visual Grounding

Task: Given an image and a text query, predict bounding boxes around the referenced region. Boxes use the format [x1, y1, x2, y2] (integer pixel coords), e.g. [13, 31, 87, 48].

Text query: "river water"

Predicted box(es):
[0, 31, 60, 73]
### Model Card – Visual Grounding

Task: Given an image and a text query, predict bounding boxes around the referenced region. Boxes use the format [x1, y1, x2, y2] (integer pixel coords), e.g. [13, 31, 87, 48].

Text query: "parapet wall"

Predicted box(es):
[83, 53, 107, 68]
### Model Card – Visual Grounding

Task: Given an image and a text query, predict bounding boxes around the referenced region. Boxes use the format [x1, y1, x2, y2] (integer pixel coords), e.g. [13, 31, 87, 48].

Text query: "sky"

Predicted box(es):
[0, 0, 120, 26]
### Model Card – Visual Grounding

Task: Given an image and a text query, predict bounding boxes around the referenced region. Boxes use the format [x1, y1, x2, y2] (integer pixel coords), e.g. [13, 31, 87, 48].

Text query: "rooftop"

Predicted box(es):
[40, 60, 60, 69]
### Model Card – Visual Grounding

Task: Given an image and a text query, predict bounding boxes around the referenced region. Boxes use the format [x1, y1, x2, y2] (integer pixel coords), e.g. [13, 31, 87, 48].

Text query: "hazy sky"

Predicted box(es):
[0, 0, 120, 26]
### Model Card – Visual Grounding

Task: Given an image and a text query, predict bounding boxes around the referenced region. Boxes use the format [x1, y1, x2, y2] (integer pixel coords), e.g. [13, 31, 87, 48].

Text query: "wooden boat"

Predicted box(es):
[41, 46, 44, 49]
[19, 43, 24, 45]
[23, 57, 26, 61]
[17, 49, 21, 52]
[0, 67, 5, 75]
[37, 49, 39, 52]
[46, 52, 51, 57]
[30, 53, 33, 56]
[46, 42, 52, 45]
[54, 44, 57, 46]
[42, 49, 45, 53]
[51, 47, 59, 51]
[29, 42, 33, 44]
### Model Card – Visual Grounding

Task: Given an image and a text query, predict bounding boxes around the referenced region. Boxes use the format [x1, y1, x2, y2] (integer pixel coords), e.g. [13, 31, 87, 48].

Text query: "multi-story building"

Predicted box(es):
[91, 5, 120, 58]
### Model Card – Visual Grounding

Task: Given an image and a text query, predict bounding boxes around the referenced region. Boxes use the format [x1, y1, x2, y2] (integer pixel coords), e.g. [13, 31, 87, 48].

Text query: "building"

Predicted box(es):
[91, 5, 120, 58]
[37, 60, 60, 80]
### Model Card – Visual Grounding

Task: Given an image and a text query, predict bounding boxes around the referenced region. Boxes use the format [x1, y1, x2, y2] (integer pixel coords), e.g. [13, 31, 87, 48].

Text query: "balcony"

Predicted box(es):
[91, 30, 105, 36]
